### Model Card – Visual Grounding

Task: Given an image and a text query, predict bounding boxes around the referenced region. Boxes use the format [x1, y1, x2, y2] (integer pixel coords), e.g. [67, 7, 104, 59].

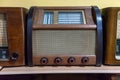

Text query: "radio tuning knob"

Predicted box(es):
[81, 57, 89, 63]
[54, 57, 62, 64]
[40, 57, 48, 64]
[68, 57, 75, 64]
[10, 53, 19, 61]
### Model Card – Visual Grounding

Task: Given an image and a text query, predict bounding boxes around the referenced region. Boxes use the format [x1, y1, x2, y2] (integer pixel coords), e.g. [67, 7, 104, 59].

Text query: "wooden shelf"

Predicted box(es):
[0, 65, 120, 75]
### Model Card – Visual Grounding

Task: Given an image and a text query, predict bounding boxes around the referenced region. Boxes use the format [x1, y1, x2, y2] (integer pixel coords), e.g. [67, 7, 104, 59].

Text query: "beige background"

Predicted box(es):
[0, 0, 120, 9]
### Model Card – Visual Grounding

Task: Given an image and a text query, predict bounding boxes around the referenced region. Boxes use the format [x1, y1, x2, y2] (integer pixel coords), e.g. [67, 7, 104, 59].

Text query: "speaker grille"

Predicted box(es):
[32, 30, 96, 55]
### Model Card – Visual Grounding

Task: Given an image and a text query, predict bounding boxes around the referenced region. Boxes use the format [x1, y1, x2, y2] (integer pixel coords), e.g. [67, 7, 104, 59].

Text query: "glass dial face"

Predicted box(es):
[58, 12, 85, 24]
[116, 11, 120, 60]
[0, 14, 8, 61]
[43, 10, 86, 24]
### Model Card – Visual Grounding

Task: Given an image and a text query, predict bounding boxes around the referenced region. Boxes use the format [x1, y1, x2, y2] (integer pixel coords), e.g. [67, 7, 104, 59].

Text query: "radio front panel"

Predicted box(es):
[32, 30, 96, 65]
[0, 7, 26, 66]
[27, 6, 103, 66]
[103, 7, 120, 65]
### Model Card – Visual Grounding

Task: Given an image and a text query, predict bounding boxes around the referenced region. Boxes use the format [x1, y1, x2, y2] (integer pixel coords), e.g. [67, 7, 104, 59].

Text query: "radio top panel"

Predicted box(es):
[31, 6, 97, 30]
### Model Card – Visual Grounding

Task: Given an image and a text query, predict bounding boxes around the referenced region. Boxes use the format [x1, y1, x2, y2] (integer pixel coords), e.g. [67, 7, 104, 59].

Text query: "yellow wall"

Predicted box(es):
[0, 0, 120, 9]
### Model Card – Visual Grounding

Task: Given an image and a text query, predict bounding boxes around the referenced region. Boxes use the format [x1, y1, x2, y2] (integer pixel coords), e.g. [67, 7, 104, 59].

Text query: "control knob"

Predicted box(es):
[81, 57, 89, 63]
[68, 57, 75, 64]
[40, 57, 48, 64]
[54, 57, 62, 64]
[10, 52, 19, 61]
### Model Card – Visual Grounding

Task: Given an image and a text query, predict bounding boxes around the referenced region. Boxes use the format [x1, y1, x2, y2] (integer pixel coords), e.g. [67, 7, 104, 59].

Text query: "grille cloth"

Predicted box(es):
[32, 30, 96, 55]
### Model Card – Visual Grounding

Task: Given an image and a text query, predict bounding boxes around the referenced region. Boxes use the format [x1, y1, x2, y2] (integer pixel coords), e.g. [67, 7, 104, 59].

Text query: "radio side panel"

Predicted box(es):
[103, 7, 120, 65]
[0, 8, 27, 66]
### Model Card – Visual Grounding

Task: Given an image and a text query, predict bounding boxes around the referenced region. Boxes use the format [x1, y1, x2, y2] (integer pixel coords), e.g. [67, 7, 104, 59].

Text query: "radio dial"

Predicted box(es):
[81, 57, 89, 63]
[54, 57, 62, 64]
[10, 53, 19, 61]
[40, 57, 48, 64]
[68, 57, 75, 64]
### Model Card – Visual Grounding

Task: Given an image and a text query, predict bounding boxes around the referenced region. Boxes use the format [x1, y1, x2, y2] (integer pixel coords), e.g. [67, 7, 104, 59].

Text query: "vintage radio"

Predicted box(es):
[103, 7, 120, 65]
[27, 6, 103, 66]
[0, 7, 26, 66]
